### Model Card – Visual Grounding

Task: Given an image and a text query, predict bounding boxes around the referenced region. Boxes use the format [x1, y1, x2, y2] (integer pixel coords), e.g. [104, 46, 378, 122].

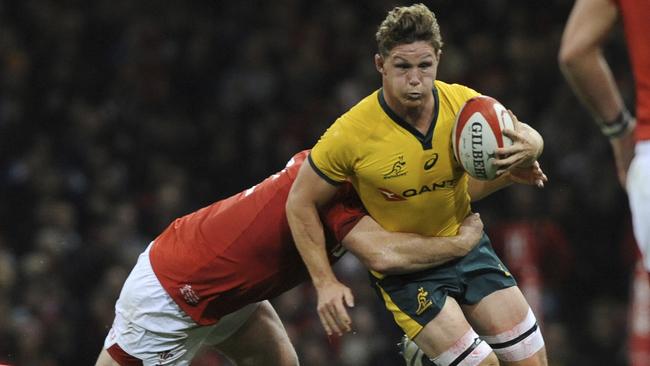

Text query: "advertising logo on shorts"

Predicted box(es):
[180, 284, 200, 305]
[415, 287, 432, 315]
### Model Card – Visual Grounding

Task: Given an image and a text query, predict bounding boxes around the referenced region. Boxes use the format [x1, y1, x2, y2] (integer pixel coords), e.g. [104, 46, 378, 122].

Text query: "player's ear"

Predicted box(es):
[435, 49, 442, 61]
[374, 54, 385, 74]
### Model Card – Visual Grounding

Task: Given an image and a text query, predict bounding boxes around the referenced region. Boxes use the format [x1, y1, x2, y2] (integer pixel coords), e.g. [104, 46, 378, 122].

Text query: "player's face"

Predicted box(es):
[376, 41, 440, 109]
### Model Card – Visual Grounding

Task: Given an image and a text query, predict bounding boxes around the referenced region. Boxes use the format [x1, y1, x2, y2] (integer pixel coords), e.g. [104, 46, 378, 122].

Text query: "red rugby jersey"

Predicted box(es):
[617, 0, 650, 141]
[149, 150, 365, 325]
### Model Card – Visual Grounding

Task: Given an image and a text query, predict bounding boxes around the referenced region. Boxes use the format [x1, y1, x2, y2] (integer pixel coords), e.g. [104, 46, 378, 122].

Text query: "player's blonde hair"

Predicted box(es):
[376, 3, 443, 56]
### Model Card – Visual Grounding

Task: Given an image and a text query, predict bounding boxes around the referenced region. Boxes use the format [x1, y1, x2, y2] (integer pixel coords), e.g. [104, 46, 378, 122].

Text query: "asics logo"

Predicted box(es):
[424, 154, 438, 170]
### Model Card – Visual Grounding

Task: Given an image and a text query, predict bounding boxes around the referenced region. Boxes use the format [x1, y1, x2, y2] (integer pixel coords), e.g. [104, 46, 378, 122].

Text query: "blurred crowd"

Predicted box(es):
[0, 0, 641, 365]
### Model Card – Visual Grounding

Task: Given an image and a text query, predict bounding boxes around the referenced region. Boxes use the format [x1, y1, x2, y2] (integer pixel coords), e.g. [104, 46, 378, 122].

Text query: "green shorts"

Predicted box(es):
[372, 233, 516, 339]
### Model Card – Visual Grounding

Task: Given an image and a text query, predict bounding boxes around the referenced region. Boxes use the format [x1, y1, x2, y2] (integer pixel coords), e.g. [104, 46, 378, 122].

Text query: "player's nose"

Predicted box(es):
[407, 69, 421, 85]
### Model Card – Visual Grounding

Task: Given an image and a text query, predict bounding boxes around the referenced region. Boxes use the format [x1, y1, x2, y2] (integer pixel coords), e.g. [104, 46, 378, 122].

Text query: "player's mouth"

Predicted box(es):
[406, 92, 421, 100]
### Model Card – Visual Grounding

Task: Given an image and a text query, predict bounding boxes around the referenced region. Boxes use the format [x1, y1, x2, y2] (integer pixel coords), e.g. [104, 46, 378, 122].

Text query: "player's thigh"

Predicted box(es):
[95, 348, 120, 366]
[462, 286, 547, 365]
[415, 296, 498, 365]
[414, 296, 471, 356]
[462, 286, 530, 334]
[213, 300, 298, 366]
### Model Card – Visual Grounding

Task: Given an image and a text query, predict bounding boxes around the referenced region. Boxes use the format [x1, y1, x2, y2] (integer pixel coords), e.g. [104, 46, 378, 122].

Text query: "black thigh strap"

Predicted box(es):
[447, 337, 482, 366]
[488, 323, 538, 349]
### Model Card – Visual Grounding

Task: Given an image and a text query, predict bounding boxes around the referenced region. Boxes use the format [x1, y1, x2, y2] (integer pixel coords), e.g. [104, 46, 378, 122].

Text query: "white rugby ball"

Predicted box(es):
[452, 96, 514, 180]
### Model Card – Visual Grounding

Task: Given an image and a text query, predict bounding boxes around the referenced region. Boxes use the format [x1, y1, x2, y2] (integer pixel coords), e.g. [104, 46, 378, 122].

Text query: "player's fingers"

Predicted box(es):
[463, 212, 481, 223]
[541, 172, 549, 182]
[333, 301, 352, 332]
[322, 305, 343, 336]
[332, 293, 352, 330]
[528, 169, 548, 187]
[495, 143, 521, 158]
[501, 128, 522, 140]
[495, 145, 524, 158]
[318, 309, 334, 336]
[532, 163, 548, 182]
[467, 213, 484, 231]
[492, 154, 523, 168]
[344, 288, 355, 308]
[492, 156, 513, 168]
[329, 301, 350, 334]
[507, 109, 520, 125]
[319, 301, 343, 335]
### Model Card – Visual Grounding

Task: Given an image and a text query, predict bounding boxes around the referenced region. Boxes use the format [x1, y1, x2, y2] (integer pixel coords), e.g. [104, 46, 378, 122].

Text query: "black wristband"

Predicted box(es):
[598, 108, 634, 138]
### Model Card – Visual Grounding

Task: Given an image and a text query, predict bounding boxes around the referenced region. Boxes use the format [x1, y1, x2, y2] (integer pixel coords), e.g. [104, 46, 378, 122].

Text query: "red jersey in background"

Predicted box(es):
[616, 0, 650, 141]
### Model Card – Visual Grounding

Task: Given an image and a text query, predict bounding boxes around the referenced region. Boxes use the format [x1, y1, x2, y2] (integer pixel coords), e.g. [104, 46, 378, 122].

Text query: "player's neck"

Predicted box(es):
[385, 94, 434, 134]
[404, 105, 434, 134]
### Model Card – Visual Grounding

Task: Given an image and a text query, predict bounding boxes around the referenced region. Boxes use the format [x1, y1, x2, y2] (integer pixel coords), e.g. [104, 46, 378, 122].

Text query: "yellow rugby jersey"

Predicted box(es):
[310, 80, 480, 237]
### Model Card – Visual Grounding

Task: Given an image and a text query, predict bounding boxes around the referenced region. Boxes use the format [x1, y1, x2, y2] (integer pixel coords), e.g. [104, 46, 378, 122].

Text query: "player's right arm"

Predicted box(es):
[342, 213, 484, 275]
[559, 0, 621, 124]
[559, 0, 635, 186]
[286, 161, 353, 337]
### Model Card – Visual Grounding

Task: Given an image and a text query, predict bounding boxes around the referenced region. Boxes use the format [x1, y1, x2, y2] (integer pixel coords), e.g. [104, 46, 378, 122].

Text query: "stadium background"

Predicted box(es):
[0, 0, 641, 365]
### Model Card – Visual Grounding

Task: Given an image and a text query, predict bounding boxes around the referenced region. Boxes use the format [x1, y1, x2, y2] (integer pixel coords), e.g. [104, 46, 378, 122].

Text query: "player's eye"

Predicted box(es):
[419, 62, 432, 69]
[395, 63, 410, 70]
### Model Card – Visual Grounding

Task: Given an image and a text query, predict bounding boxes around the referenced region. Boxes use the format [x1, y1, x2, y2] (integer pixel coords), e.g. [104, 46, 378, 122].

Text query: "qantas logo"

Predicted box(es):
[378, 188, 406, 201]
[379, 179, 458, 201]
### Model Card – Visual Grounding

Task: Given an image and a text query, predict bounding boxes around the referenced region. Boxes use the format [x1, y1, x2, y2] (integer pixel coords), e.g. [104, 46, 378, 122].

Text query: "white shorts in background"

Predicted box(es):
[627, 140, 650, 271]
[103, 243, 261, 365]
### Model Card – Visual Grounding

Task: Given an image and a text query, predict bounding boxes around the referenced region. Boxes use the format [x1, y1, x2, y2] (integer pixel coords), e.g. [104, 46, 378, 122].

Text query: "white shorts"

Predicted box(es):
[627, 140, 650, 271]
[103, 243, 261, 365]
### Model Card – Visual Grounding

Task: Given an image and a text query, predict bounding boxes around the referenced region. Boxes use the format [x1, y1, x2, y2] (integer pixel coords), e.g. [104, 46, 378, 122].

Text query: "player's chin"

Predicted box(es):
[401, 97, 424, 107]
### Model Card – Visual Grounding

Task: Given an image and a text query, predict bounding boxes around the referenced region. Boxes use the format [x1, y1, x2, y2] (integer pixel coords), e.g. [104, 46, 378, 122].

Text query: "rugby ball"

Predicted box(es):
[452, 96, 514, 180]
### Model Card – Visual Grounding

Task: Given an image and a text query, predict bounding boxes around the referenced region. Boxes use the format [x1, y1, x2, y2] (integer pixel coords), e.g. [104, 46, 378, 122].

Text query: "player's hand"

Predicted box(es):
[505, 160, 548, 188]
[315, 280, 354, 336]
[457, 213, 484, 254]
[494, 111, 544, 172]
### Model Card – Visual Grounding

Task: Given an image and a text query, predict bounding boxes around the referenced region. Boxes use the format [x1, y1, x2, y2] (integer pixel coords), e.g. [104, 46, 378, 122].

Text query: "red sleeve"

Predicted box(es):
[321, 183, 367, 243]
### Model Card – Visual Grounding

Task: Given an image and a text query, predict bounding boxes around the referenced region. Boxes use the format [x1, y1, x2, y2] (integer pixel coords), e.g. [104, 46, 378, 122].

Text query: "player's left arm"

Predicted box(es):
[467, 160, 546, 201]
